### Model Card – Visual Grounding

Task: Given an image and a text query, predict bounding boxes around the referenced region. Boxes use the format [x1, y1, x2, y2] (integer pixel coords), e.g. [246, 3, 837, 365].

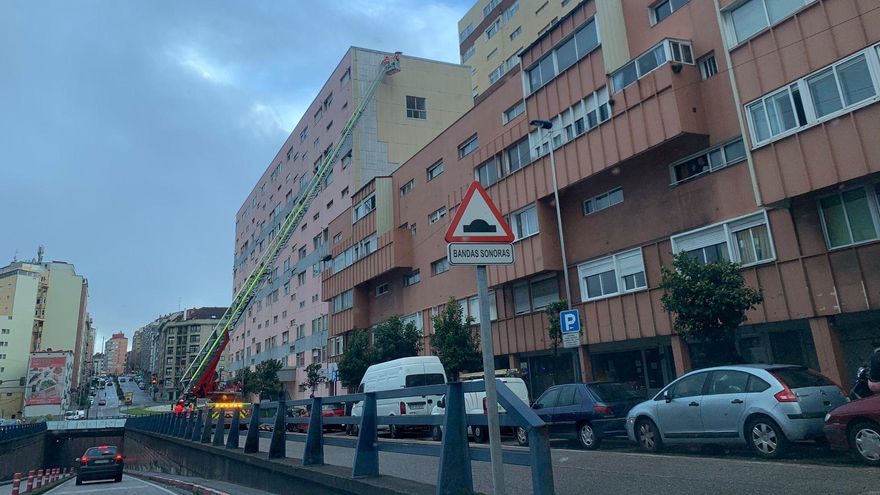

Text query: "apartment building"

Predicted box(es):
[229, 47, 473, 400]
[324, 0, 880, 399]
[459, 0, 579, 98]
[0, 257, 90, 418]
[157, 307, 227, 401]
[104, 332, 128, 375]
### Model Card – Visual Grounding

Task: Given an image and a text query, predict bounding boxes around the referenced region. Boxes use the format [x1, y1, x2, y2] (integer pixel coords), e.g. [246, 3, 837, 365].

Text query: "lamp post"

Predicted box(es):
[529, 120, 573, 308]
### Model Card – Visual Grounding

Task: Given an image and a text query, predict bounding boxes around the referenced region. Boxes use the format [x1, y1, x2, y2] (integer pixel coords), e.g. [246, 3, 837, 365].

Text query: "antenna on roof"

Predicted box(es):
[37, 245, 45, 264]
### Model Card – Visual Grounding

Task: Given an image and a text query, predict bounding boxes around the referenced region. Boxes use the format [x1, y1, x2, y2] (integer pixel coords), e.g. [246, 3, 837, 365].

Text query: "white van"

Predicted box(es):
[349, 356, 447, 438]
[431, 373, 530, 443]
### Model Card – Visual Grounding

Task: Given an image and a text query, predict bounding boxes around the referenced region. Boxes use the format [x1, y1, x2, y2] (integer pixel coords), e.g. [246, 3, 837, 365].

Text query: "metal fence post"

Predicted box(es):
[244, 404, 261, 453]
[176, 413, 188, 438]
[352, 392, 378, 478]
[213, 409, 227, 446]
[184, 412, 195, 439]
[226, 410, 241, 449]
[162, 413, 172, 435]
[200, 408, 213, 443]
[528, 425, 555, 495]
[437, 382, 473, 495]
[303, 396, 324, 465]
[191, 409, 204, 441]
[268, 398, 287, 459]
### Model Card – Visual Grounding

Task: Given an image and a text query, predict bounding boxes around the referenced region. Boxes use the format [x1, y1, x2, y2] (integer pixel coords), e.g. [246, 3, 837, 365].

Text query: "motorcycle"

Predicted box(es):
[848, 365, 874, 400]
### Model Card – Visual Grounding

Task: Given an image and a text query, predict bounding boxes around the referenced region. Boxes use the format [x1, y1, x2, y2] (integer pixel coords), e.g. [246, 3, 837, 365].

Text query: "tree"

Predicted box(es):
[234, 367, 258, 399]
[337, 329, 373, 389]
[431, 298, 482, 381]
[304, 362, 325, 397]
[544, 300, 569, 356]
[254, 358, 283, 399]
[660, 251, 763, 364]
[372, 315, 423, 362]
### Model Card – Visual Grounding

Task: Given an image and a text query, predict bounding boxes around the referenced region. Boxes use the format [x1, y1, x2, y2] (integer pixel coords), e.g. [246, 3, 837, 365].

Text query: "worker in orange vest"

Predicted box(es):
[173, 400, 184, 415]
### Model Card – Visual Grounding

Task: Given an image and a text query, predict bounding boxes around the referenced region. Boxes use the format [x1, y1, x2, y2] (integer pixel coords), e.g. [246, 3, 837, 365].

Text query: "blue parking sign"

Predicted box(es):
[560, 309, 580, 333]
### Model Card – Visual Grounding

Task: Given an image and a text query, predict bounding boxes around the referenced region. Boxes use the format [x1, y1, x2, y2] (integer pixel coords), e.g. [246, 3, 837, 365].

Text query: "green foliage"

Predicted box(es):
[337, 329, 373, 389]
[304, 362, 325, 396]
[430, 298, 482, 381]
[234, 367, 257, 398]
[254, 359, 283, 399]
[660, 251, 763, 344]
[372, 315, 424, 362]
[544, 300, 570, 356]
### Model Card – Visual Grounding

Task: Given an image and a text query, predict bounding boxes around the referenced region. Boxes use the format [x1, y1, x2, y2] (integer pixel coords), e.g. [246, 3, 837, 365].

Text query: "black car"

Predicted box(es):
[76, 445, 123, 484]
[518, 382, 644, 449]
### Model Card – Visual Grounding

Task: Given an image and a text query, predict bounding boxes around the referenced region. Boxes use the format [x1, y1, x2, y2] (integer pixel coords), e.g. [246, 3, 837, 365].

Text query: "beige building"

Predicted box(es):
[157, 307, 227, 401]
[0, 262, 42, 419]
[458, 0, 578, 98]
[104, 332, 128, 375]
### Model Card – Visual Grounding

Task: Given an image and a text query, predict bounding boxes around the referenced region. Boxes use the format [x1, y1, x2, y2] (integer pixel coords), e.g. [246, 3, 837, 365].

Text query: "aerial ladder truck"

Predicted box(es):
[178, 52, 402, 405]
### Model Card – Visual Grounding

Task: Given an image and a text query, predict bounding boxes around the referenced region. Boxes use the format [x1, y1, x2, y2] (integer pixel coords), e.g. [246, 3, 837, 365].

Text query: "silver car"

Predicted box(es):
[625, 364, 847, 458]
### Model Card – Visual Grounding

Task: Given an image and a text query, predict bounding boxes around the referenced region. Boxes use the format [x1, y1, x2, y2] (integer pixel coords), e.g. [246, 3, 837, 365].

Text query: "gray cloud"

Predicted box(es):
[0, 0, 468, 344]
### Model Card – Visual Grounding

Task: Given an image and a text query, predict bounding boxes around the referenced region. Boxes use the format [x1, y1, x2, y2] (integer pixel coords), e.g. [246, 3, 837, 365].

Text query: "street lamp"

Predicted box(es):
[529, 120, 573, 308]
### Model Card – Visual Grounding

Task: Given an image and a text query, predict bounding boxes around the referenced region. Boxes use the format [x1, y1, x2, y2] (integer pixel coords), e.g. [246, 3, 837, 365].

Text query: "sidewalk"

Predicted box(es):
[128, 472, 276, 495]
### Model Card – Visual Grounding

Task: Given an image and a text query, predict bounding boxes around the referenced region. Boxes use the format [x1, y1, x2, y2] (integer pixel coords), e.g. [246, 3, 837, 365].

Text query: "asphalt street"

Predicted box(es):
[86, 376, 161, 418]
[0, 476, 185, 495]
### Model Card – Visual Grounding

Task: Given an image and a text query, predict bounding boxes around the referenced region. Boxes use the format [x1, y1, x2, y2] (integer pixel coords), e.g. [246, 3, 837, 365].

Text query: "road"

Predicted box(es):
[87, 376, 161, 418]
[0, 476, 185, 495]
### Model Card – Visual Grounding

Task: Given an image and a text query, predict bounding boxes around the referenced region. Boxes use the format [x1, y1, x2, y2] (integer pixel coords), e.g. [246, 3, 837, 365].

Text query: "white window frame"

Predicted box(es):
[502, 100, 525, 124]
[577, 248, 647, 302]
[429, 206, 447, 224]
[670, 211, 776, 267]
[431, 257, 450, 276]
[376, 282, 390, 296]
[508, 204, 539, 241]
[402, 312, 424, 335]
[650, 0, 689, 25]
[744, 44, 880, 148]
[699, 52, 718, 80]
[583, 187, 623, 215]
[816, 184, 880, 250]
[332, 290, 353, 313]
[400, 179, 414, 196]
[668, 138, 747, 185]
[403, 270, 421, 287]
[352, 193, 377, 223]
[427, 161, 444, 181]
[723, 0, 816, 47]
[462, 45, 475, 63]
[525, 17, 599, 94]
[458, 135, 479, 158]
[611, 38, 695, 93]
[512, 274, 559, 315]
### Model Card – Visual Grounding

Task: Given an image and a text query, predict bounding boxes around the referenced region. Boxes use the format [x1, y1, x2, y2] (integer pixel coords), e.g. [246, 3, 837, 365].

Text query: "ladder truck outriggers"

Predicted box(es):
[178, 52, 403, 406]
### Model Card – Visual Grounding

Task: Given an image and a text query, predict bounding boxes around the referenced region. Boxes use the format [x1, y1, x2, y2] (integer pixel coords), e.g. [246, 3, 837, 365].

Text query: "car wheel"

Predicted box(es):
[849, 421, 880, 466]
[473, 425, 488, 444]
[75, 477, 82, 486]
[577, 422, 600, 450]
[432, 425, 443, 442]
[635, 418, 662, 453]
[515, 426, 529, 447]
[746, 416, 788, 459]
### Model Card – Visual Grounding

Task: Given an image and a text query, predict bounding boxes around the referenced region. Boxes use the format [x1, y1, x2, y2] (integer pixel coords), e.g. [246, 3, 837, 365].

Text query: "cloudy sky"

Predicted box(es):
[0, 1, 468, 345]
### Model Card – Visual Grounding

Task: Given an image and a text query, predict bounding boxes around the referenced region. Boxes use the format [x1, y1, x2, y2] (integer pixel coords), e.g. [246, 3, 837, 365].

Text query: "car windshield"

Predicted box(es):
[589, 382, 644, 402]
[770, 368, 834, 389]
[85, 446, 117, 456]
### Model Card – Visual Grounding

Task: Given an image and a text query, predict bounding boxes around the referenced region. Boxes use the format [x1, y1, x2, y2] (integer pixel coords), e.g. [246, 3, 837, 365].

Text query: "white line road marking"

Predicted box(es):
[51, 483, 148, 494]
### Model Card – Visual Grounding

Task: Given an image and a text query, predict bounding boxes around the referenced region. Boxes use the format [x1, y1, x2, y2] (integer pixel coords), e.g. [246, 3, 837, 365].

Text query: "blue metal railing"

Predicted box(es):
[126, 380, 555, 495]
[0, 421, 47, 442]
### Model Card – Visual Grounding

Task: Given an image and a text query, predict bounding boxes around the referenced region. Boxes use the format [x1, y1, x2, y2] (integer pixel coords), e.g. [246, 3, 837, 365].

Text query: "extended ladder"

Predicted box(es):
[179, 52, 402, 398]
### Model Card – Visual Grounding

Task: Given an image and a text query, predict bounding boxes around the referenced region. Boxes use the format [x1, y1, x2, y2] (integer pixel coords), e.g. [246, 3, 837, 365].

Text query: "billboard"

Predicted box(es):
[25, 355, 68, 406]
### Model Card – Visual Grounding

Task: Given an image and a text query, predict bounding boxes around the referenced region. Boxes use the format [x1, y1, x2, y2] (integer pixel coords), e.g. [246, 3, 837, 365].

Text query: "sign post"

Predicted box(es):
[446, 182, 514, 495]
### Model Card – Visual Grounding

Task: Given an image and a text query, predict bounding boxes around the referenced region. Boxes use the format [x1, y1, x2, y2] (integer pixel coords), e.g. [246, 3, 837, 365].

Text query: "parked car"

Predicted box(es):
[430, 374, 531, 443]
[296, 403, 346, 433]
[626, 364, 848, 458]
[76, 445, 123, 485]
[64, 411, 79, 420]
[824, 394, 880, 466]
[516, 381, 643, 449]
[98, 399, 107, 406]
[349, 356, 447, 438]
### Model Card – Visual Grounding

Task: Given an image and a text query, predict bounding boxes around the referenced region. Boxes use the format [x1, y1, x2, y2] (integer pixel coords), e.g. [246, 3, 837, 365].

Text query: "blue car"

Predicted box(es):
[516, 382, 644, 449]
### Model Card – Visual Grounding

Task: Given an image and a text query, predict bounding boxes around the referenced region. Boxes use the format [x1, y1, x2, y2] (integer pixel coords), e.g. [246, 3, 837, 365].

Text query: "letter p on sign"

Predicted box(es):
[560, 309, 580, 333]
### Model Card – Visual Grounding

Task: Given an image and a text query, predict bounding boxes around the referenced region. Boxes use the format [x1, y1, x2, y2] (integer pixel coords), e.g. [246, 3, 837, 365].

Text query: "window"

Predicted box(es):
[332, 336, 344, 356]
[376, 283, 390, 296]
[406, 96, 427, 119]
[746, 84, 805, 143]
[341, 152, 352, 169]
[298, 246, 307, 260]
[726, 0, 815, 45]
[506, 138, 531, 173]
[526, 18, 599, 93]
[431, 257, 449, 275]
[528, 87, 609, 158]
[670, 138, 746, 185]
[699, 53, 718, 80]
[296, 324, 306, 339]
[652, 0, 688, 24]
[474, 156, 501, 188]
[583, 187, 623, 215]
[459, 23, 474, 42]
[323, 92, 333, 109]
[427, 161, 444, 181]
[578, 248, 647, 301]
[314, 107, 323, 123]
[353, 194, 376, 222]
[535, 388, 559, 409]
[401, 312, 424, 335]
[333, 233, 342, 244]
[296, 352, 305, 367]
[400, 179, 414, 196]
[297, 272, 306, 286]
[513, 274, 559, 314]
[509, 204, 538, 240]
[808, 54, 875, 118]
[299, 126, 309, 142]
[403, 270, 421, 287]
[462, 45, 475, 63]
[671, 211, 775, 266]
[818, 185, 880, 249]
[458, 135, 478, 158]
[340, 67, 350, 87]
[510, 26, 521, 41]
[706, 370, 750, 395]
[331, 234, 377, 273]
[483, 0, 501, 17]
[332, 290, 353, 313]
[668, 372, 708, 399]
[503, 101, 525, 124]
[429, 206, 447, 224]
[612, 39, 693, 92]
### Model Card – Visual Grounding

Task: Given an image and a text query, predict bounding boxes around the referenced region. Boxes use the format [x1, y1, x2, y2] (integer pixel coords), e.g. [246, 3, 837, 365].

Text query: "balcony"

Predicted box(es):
[322, 225, 413, 300]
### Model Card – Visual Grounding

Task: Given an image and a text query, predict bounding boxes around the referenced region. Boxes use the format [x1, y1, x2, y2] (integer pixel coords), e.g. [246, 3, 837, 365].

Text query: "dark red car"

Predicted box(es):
[823, 394, 880, 466]
[297, 402, 345, 433]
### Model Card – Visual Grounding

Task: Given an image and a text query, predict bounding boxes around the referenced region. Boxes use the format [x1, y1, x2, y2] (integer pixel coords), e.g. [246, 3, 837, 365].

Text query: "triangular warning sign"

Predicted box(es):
[445, 182, 515, 243]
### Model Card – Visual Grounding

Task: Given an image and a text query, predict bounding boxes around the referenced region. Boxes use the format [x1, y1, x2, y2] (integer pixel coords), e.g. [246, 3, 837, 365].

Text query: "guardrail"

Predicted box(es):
[46, 419, 127, 430]
[0, 422, 46, 442]
[126, 380, 555, 495]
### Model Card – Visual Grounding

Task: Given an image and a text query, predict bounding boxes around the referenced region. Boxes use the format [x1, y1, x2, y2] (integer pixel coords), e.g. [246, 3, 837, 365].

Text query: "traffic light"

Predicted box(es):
[151, 376, 157, 385]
